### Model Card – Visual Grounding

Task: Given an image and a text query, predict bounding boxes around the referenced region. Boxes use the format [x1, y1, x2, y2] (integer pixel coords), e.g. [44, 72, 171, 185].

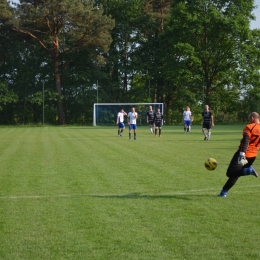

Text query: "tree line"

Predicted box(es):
[0, 0, 259, 125]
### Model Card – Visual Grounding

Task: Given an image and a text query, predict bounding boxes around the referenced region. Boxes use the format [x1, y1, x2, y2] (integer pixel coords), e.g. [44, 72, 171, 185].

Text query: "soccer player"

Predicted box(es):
[154, 108, 164, 137]
[218, 112, 260, 197]
[201, 104, 214, 140]
[183, 106, 192, 134]
[128, 107, 138, 140]
[146, 105, 155, 134]
[116, 109, 127, 137]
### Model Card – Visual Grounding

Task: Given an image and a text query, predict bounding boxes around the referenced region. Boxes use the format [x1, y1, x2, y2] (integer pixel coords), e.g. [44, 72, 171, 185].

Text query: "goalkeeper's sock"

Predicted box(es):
[243, 166, 258, 177]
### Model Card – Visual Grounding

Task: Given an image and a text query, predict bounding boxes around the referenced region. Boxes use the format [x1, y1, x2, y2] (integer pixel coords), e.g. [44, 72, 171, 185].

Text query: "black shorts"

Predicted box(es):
[155, 122, 162, 128]
[148, 120, 154, 125]
[202, 122, 211, 130]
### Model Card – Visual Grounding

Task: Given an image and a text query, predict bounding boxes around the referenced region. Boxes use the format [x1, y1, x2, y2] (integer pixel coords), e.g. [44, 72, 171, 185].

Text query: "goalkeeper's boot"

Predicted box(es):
[243, 166, 258, 177]
[218, 190, 228, 197]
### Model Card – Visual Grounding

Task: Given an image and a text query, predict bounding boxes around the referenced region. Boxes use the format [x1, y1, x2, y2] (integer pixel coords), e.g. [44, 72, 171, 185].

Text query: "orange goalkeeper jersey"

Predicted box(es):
[239, 123, 260, 158]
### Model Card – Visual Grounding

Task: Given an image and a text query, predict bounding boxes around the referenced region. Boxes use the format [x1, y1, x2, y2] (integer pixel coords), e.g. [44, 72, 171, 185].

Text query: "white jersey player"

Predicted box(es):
[127, 107, 138, 140]
[116, 109, 127, 137]
[183, 106, 193, 133]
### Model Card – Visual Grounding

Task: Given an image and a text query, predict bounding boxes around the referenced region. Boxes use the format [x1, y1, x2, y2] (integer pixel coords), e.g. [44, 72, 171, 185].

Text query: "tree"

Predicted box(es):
[10, 0, 114, 124]
[0, 0, 12, 22]
[161, 0, 255, 111]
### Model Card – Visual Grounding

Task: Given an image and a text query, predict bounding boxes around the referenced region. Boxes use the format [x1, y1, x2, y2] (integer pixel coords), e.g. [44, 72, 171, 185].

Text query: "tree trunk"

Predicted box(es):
[53, 38, 65, 125]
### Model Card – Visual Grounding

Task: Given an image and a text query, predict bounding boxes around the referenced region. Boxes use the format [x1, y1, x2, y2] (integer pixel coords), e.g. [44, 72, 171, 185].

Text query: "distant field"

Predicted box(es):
[0, 125, 259, 260]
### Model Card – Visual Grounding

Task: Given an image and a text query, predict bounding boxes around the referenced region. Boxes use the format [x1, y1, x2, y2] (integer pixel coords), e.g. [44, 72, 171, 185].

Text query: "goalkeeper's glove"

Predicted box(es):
[238, 152, 248, 166]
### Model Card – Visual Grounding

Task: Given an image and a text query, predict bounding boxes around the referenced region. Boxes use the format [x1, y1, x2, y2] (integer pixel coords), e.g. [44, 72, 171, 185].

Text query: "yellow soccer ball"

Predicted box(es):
[204, 158, 217, 171]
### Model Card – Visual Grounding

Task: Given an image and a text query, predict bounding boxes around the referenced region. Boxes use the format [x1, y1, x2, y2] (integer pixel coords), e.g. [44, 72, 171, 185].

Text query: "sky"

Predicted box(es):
[251, 0, 260, 29]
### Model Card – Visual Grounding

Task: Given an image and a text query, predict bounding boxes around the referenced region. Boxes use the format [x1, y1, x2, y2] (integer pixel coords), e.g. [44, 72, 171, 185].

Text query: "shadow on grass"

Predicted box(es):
[88, 192, 191, 200]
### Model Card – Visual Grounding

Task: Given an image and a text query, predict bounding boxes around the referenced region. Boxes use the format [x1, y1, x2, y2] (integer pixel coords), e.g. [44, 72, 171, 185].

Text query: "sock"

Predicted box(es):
[208, 132, 211, 139]
[121, 129, 124, 133]
[118, 129, 120, 135]
[159, 129, 161, 135]
[243, 166, 254, 175]
[129, 133, 131, 139]
[134, 133, 136, 139]
[155, 129, 157, 135]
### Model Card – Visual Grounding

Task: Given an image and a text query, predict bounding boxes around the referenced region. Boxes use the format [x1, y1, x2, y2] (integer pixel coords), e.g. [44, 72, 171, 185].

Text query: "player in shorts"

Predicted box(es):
[202, 105, 214, 140]
[128, 107, 138, 140]
[116, 109, 127, 137]
[146, 105, 155, 134]
[183, 106, 192, 134]
[154, 108, 164, 137]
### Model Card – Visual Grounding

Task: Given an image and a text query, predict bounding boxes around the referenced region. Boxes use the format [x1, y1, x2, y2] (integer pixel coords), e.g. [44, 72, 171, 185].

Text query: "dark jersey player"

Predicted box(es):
[146, 106, 155, 134]
[154, 108, 164, 137]
[201, 105, 214, 140]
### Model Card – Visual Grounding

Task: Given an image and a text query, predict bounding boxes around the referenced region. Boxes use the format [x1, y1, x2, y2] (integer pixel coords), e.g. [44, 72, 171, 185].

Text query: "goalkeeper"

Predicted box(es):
[218, 112, 260, 197]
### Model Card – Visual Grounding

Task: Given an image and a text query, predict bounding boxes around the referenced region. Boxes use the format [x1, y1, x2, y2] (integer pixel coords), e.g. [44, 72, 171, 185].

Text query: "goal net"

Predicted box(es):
[93, 103, 164, 126]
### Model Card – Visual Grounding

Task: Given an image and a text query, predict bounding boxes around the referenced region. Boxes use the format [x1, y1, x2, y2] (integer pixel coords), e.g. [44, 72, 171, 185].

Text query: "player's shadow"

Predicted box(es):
[89, 192, 191, 200]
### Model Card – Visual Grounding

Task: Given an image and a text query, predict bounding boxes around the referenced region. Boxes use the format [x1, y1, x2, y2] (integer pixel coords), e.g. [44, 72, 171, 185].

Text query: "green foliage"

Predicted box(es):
[0, 0, 13, 22]
[161, 0, 255, 112]
[0, 81, 18, 110]
[9, 0, 115, 124]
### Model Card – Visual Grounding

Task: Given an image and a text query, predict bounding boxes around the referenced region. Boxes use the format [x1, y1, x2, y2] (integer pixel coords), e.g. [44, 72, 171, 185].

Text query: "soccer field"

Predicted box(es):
[0, 125, 259, 260]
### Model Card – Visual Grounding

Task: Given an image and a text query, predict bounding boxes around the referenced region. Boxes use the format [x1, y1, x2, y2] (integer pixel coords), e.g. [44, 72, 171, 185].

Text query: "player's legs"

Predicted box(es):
[129, 124, 133, 140]
[207, 128, 212, 139]
[159, 127, 162, 136]
[202, 123, 210, 140]
[149, 121, 154, 133]
[219, 151, 257, 196]
[184, 122, 187, 133]
[133, 124, 137, 140]
[154, 124, 158, 136]
[156, 123, 162, 136]
[202, 128, 207, 140]
[118, 123, 125, 137]
[185, 120, 191, 133]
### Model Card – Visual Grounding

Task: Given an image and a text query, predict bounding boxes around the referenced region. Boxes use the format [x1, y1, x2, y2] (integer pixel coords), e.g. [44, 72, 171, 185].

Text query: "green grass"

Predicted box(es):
[0, 125, 259, 260]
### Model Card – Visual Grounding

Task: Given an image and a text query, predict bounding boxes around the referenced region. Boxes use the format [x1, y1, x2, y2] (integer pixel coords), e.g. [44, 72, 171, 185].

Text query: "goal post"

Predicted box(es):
[93, 103, 164, 126]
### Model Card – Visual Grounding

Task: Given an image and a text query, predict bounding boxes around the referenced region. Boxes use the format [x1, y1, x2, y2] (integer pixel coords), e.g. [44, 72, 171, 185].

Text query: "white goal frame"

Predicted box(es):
[93, 103, 164, 126]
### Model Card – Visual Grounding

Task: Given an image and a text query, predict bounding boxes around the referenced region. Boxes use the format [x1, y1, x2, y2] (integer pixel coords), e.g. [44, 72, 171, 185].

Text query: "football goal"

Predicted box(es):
[93, 103, 164, 126]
